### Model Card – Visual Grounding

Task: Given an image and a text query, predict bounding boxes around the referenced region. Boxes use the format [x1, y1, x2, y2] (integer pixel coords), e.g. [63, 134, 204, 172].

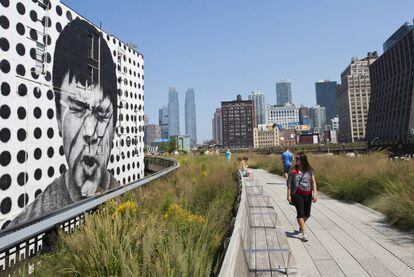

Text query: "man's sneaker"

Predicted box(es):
[301, 232, 309, 242]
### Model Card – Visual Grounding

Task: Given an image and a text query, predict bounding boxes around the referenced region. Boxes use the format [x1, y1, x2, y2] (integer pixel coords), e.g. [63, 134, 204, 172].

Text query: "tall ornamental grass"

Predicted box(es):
[34, 155, 238, 276]
[248, 152, 414, 231]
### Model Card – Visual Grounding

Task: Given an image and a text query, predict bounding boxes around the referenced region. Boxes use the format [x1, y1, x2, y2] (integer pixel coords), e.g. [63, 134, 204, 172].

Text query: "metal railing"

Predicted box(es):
[0, 156, 179, 274]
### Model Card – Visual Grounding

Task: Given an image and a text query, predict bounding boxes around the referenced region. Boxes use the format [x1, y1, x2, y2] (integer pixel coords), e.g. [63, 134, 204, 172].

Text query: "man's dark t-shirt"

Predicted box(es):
[10, 173, 119, 227]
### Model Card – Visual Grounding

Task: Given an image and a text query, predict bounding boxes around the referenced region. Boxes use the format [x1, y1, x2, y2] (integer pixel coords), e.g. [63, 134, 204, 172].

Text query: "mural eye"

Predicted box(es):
[69, 101, 86, 114]
[95, 108, 110, 121]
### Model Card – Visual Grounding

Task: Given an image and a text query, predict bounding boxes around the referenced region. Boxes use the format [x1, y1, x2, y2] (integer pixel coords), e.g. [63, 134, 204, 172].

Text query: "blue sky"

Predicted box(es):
[64, 0, 414, 142]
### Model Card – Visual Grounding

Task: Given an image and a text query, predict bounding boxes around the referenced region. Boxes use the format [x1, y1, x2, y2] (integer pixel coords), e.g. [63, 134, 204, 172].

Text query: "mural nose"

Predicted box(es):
[83, 113, 98, 145]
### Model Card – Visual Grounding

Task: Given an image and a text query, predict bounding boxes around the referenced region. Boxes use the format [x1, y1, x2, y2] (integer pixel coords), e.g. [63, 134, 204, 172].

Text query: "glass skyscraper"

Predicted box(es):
[248, 91, 265, 126]
[276, 80, 292, 106]
[158, 106, 169, 139]
[185, 88, 197, 146]
[168, 87, 180, 137]
[315, 80, 338, 123]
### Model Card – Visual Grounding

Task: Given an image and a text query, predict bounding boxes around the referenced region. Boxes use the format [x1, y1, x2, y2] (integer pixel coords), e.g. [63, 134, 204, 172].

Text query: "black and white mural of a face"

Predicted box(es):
[6, 18, 119, 228]
[53, 19, 118, 200]
[58, 74, 115, 198]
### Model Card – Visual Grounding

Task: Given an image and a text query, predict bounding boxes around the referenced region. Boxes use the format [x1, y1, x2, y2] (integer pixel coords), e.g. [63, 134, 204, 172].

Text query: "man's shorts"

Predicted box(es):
[283, 164, 291, 173]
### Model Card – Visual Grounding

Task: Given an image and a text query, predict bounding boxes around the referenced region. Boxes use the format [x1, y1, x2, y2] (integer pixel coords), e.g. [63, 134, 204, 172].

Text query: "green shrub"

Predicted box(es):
[34, 155, 238, 276]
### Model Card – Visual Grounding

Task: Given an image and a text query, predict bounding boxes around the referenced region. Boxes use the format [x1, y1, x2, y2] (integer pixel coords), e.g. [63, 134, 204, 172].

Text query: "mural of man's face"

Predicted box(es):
[57, 73, 114, 200]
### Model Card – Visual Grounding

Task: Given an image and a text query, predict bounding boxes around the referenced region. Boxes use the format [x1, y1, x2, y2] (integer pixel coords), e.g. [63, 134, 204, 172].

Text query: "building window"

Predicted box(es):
[88, 34, 93, 58]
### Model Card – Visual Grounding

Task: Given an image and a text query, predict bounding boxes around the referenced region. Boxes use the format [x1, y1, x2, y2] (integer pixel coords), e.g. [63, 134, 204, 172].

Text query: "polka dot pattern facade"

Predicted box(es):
[0, 0, 144, 230]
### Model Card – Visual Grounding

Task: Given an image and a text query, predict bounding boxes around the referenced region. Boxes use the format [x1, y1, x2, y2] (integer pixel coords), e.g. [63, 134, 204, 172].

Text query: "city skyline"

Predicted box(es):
[62, 0, 414, 141]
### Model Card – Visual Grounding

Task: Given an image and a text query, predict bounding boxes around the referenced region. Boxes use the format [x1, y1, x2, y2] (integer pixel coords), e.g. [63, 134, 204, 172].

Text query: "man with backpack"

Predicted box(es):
[281, 148, 293, 178]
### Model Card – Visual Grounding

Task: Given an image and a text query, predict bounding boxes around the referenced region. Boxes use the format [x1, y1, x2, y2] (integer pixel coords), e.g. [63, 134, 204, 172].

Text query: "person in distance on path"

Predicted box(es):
[281, 148, 293, 178]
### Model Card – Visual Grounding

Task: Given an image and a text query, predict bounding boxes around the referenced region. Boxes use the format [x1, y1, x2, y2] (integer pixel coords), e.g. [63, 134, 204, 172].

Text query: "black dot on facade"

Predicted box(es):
[47, 90, 53, 100]
[0, 16, 9, 29]
[55, 5, 62, 16]
[0, 128, 10, 143]
[0, 0, 9, 8]
[34, 127, 42, 139]
[0, 37, 9, 51]
[47, 147, 54, 158]
[47, 128, 53, 138]
[30, 48, 36, 59]
[35, 189, 42, 198]
[16, 64, 26, 76]
[17, 128, 26, 141]
[59, 145, 64, 156]
[16, 2, 25, 15]
[33, 87, 41, 98]
[42, 16, 51, 28]
[34, 107, 41, 119]
[0, 174, 11, 190]
[0, 105, 11, 119]
[44, 71, 51, 81]
[1, 82, 10, 96]
[48, 166, 54, 177]
[66, 10, 72, 21]
[18, 83, 27, 96]
[59, 164, 66, 174]
[34, 148, 42, 159]
[30, 10, 37, 22]
[17, 172, 28, 186]
[31, 68, 39, 79]
[16, 43, 25, 56]
[16, 23, 25, 35]
[56, 22, 62, 32]
[17, 107, 26, 120]
[1, 59, 10, 73]
[0, 197, 12, 215]
[29, 29, 38, 40]
[0, 151, 11, 166]
[17, 150, 27, 164]
[34, 168, 42, 180]
[47, 109, 54, 119]
[18, 193, 29, 208]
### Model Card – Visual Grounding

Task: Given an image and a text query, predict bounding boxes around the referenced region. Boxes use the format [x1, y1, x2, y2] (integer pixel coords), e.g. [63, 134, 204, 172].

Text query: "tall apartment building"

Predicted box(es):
[310, 105, 327, 133]
[144, 124, 161, 145]
[168, 87, 179, 136]
[212, 108, 223, 145]
[253, 124, 279, 148]
[299, 106, 311, 126]
[276, 80, 292, 106]
[0, 0, 145, 230]
[266, 104, 299, 130]
[158, 106, 169, 139]
[248, 91, 266, 125]
[337, 53, 377, 142]
[315, 80, 338, 122]
[331, 116, 339, 131]
[221, 95, 255, 148]
[185, 88, 197, 146]
[367, 22, 414, 147]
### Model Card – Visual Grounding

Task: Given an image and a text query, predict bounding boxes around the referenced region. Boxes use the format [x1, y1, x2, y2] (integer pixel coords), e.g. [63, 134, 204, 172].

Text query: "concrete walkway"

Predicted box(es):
[252, 169, 414, 277]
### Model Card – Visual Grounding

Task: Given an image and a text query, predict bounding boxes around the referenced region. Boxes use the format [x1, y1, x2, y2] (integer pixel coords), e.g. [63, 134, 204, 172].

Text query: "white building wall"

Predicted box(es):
[266, 104, 299, 130]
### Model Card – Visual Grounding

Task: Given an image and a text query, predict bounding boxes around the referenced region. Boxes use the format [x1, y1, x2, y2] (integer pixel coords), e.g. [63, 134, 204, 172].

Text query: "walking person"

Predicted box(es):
[225, 148, 232, 161]
[281, 148, 293, 178]
[287, 152, 318, 242]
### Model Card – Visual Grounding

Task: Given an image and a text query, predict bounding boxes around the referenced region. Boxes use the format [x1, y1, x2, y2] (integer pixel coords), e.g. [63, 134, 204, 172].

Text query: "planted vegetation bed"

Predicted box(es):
[248, 153, 414, 231]
[34, 155, 238, 276]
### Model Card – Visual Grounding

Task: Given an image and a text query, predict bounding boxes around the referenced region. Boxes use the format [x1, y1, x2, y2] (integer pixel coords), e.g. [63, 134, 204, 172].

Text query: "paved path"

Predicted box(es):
[252, 169, 414, 277]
